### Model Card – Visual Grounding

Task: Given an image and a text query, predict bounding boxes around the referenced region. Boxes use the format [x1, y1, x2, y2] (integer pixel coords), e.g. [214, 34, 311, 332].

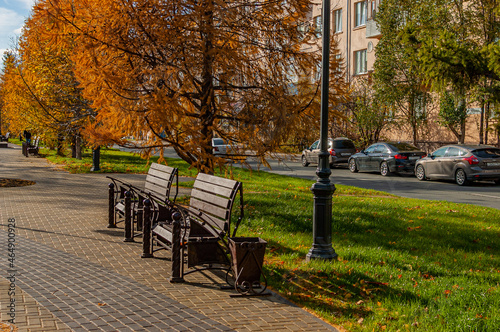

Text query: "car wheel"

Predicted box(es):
[301, 155, 309, 167]
[455, 168, 468, 186]
[380, 161, 390, 176]
[348, 159, 358, 173]
[415, 164, 426, 181]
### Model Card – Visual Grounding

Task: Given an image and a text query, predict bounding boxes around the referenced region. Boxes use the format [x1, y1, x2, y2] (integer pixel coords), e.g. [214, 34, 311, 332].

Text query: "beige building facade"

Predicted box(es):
[310, 0, 381, 82]
[308, 0, 499, 149]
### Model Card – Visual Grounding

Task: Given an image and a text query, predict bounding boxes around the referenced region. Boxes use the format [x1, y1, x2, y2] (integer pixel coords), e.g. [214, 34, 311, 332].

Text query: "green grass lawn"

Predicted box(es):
[33, 145, 500, 331]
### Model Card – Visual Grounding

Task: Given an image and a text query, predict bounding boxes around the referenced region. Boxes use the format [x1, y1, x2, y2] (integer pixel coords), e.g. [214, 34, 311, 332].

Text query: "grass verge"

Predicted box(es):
[33, 145, 500, 331]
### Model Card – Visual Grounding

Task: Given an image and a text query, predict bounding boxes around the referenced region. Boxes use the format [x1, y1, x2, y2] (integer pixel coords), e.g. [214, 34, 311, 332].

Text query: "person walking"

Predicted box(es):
[24, 130, 32, 145]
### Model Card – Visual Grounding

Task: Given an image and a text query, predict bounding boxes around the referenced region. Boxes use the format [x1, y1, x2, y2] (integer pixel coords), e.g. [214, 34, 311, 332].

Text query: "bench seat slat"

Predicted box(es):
[152, 224, 173, 244]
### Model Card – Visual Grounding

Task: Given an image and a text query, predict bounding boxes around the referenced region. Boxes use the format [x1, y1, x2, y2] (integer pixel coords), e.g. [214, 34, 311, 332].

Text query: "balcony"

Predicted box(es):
[366, 18, 381, 39]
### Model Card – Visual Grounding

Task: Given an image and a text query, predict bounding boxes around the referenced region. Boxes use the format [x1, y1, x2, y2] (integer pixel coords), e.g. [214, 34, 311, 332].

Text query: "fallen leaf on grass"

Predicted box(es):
[365, 281, 389, 286]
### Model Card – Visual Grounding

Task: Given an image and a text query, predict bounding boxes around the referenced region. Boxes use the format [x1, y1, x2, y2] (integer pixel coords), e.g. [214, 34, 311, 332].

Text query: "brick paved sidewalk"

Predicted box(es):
[0, 144, 339, 332]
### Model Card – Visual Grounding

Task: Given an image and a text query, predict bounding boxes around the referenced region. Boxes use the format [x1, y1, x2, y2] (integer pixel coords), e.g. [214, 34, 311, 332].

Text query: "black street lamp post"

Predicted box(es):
[306, 0, 337, 261]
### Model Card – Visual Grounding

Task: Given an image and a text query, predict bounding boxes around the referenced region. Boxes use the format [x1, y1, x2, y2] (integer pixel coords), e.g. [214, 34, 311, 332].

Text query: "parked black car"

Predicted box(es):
[302, 137, 357, 167]
[348, 142, 426, 176]
[415, 145, 500, 186]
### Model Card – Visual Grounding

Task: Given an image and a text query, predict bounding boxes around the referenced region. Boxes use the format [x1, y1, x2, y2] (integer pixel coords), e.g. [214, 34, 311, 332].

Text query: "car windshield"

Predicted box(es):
[212, 138, 224, 146]
[387, 142, 419, 152]
[332, 140, 355, 149]
[472, 148, 500, 158]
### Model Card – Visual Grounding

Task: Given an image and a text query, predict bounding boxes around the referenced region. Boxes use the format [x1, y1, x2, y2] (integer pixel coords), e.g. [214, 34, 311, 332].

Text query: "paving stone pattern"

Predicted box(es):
[0, 144, 338, 331]
[0, 232, 231, 332]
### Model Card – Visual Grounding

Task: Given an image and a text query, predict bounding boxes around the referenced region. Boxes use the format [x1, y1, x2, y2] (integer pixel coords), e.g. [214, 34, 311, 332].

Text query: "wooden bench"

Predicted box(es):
[107, 163, 178, 241]
[24, 136, 40, 157]
[0, 132, 10, 142]
[142, 173, 244, 282]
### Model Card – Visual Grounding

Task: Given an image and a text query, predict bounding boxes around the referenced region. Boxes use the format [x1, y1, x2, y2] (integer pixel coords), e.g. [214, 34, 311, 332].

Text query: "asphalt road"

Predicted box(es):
[241, 154, 500, 210]
[132, 146, 500, 210]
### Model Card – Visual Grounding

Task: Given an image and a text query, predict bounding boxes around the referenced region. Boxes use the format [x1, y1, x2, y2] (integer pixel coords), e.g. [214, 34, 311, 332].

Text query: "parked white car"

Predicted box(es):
[212, 138, 230, 155]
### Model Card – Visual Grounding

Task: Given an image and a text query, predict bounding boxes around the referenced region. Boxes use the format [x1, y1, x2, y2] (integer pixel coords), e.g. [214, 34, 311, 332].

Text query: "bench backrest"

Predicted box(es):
[144, 163, 178, 202]
[188, 173, 243, 239]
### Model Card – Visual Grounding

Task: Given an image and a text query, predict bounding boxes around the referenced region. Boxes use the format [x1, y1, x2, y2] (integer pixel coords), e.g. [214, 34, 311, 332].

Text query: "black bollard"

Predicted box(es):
[90, 146, 101, 171]
[141, 199, 154, 258]
[108, 183, 117, 228]
[169, 212, 184, 283]
[124, 191, 134, 242]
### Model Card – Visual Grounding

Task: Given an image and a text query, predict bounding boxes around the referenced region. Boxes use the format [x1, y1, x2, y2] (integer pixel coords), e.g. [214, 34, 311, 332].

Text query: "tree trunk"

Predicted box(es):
[479, 102, 484, 144]
[459, 95, 466, 144]
[71, 135, 77, 158]
[57, 134, 65, 156]
[75, 135, 82, 160]
[485, 102, 490, 145]
[447, 125, 461, 143]
[199, 0, 215, 174]
[412, 121, 418, 146]
[409, 98, 418, 146]
[459, 120, 466, 144]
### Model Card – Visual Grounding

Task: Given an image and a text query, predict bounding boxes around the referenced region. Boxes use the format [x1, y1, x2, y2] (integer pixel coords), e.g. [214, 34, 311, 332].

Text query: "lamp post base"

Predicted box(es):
[307, 172, 337, 261]
[306, 245, 337, 261]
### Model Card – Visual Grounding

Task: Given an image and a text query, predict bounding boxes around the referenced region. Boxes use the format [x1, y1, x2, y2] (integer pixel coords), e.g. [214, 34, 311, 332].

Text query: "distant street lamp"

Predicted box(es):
[306, 0, 337, 261]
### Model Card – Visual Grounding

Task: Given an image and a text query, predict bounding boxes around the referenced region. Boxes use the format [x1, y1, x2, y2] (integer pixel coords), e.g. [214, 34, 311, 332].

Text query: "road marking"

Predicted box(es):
[470, 193, 500, 199]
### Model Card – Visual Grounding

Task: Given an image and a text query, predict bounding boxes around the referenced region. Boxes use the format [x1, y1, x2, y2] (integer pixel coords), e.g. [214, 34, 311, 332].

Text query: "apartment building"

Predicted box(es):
[310, 0, 381, 82]
[308, 0, 499, 148]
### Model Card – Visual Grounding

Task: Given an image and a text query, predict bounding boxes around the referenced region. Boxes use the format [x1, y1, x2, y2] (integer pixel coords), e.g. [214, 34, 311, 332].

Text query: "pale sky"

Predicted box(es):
[0, 0, 36, 57]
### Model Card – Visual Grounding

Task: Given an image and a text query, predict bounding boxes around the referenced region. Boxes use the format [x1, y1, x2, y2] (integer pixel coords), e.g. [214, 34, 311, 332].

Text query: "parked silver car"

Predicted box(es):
[302, 137, 357, 167]
[415, 145, 500, 186]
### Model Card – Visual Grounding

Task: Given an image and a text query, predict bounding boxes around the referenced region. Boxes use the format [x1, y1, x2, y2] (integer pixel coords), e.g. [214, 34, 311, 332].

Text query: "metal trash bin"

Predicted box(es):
[229, 237, 268, 296]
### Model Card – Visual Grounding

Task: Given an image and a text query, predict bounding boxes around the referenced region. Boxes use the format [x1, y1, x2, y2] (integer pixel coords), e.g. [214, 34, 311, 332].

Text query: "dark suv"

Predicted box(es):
[302, 137, 357, 167]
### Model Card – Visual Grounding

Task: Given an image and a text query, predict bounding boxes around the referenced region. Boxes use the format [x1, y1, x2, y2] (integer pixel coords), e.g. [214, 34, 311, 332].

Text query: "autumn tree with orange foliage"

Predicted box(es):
[1, 52, 28, 137]
[0, 6, 94, 158]
[40, 0, 347, 172]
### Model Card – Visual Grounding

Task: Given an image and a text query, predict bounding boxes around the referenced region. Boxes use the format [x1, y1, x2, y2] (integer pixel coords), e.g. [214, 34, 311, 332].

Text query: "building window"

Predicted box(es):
[334, 9, 342, 33]
[314, 15, 322, 38]
[355, 1, 367, 27]
[333, 53, 343, 77]
[354, 49, 367, 75]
